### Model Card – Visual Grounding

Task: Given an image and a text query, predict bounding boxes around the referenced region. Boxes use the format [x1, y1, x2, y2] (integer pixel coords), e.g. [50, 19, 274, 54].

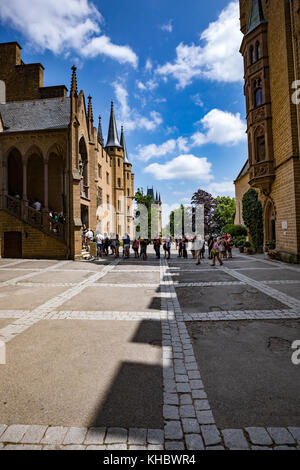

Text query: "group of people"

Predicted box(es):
[81, 226, 235, 267]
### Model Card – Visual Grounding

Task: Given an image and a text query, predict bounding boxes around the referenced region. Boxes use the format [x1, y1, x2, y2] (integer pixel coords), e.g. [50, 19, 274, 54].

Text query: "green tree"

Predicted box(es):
[242, 189, 263, 251]
[134, 188, 154, 238]
[214, 196, 236, 230]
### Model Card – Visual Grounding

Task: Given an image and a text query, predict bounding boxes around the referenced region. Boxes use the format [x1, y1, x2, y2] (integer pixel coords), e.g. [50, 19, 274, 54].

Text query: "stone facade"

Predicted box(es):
[0, 42, 134, 260]
[236, 0, 300, 262]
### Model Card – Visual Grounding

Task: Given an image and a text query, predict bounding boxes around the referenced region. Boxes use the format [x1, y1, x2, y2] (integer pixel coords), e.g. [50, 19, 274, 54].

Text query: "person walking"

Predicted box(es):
[182, 237, 188, 259]
[194, 236, 202, 265]
[208, 233, 214, 259]
[132, 238, 139, 258]
[123, 234, 130, 258]
[154, 237, 161, 259]
[190, 237, 196, 259]
[211, 237, 224, 267]
[166, 237, 171, 259]
[115, 234, 120, 258]
[95, 231, 104, 258]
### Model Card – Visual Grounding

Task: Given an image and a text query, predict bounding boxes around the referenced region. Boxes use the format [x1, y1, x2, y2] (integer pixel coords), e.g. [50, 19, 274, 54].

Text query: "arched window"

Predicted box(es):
[256, 41, 261, 60]
[250, 46, 255, 65]
[0, 80, 5, 103]
[254, 78, 263, 107]
[255, 127, 266, 162]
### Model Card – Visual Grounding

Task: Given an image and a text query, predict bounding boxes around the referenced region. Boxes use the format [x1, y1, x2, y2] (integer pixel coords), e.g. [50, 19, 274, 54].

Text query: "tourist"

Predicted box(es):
[140, 238, 148, 260]
[33, 200, 41, 211]
[178, 239, 183, 257]
[95, 232, 104, 258]
[132, 238, 139, 258]
[208, 233, 214, 259]
[194, 235, 202, 265]
[115, 234, 120, 258]
[165, 237, 171, 259]
[182, 237, 188, 259]
[211, 237, 224, 267]
[219, 236, 227, 260]
[123, 234, 130, 258]
[225, 234, 233, 259]
[154, 237, 161, 259]
[190, 237, 196, 259]
[200, 238, 206, 259]
[103, 234, 110, 256]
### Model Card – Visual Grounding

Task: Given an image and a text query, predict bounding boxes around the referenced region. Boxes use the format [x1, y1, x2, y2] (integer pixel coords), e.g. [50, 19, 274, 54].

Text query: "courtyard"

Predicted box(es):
[0, 249, 300, 450]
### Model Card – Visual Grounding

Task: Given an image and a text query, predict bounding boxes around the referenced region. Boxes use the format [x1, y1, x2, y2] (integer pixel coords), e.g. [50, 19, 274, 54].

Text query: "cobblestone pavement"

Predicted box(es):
[0, 251, 300, 449]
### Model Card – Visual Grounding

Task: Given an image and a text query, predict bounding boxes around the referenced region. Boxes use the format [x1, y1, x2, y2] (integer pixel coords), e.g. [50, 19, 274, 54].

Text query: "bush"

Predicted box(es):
[222, 224, 247, 237]
[242, 190, 263, 251]
[235, 236, 246, 248]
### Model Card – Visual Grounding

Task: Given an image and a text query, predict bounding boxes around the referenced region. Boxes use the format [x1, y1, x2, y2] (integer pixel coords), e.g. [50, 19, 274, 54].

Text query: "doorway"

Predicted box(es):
[3, 231, 22, 258]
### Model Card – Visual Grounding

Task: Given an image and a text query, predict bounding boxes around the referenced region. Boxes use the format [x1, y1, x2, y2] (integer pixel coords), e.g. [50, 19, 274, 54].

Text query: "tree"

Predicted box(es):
[191, 189, 217, 233]
[214, 196, 236, 230]
[134, 188, 155, 238]
[242, 189, 263, 251]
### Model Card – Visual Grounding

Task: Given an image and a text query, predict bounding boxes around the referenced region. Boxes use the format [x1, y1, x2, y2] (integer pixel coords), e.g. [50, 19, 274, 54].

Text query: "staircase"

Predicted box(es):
[2, 194, 66, 243]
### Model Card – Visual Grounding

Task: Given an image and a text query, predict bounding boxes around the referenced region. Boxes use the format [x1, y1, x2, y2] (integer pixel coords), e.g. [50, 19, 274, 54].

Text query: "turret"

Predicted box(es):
[105, 101, 121, 148]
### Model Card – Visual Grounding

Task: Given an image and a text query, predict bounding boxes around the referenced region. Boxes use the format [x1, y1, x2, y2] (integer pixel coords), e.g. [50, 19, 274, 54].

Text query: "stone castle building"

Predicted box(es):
[147, 187, 162, 237]
[0, 42, 134, 259]
[235, 0, 300, 261]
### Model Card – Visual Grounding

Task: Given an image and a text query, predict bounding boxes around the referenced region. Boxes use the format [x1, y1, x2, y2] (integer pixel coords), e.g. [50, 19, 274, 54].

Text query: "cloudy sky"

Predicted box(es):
[0, 0, 247, 209]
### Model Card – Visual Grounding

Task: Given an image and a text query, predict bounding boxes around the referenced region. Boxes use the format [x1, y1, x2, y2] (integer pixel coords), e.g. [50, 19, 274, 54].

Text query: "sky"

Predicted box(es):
[0, 0, 248, 215]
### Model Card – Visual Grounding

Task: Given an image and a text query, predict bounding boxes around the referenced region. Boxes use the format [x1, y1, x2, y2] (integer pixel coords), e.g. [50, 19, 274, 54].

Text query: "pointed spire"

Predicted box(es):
[88, 95, 93, 123]
[105, 101, 121, 148]
[120, 126, 129, 163]
[247, 0, 266, 35]
[98, 115, 104, 144]
[71, 65, 78, 96]
[159, 193, 161, 203]
[155, 191, 158, 202]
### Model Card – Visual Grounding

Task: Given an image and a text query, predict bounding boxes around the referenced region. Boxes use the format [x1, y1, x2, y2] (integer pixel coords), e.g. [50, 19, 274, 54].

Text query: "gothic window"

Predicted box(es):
[127, 188, 129, 196]
[117, 177, 121, 188]
[106, 172, 109, 184]
[255, 127, 266, 162]
[98, 164, 102, 179]
[254, 78, 263, 107]
[256, 41, 261, 60]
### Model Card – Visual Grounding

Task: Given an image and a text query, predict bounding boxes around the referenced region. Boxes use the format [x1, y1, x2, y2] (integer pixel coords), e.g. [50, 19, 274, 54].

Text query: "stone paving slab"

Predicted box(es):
[0, 285, 68, 309]
[60, 286, 161, 312]
[168, 271, 236, 283]
[0, 270, 34, 282]
[0, 318, 15, 329]
[268, 283, 300, 301]
[0, 319, 163, 428]
[97, 271, 160, 284]
[176, 285, 287, 313]
[187, 320, 300, 428]
[244, 269, 300, 282]
[22, 270, 93, 284]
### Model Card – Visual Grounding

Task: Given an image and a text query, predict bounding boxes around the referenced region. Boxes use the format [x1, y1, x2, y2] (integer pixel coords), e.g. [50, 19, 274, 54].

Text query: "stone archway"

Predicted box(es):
[264, 199, 276, 247]
[48, 152, 64, 213]
[7, 148, 23, 197]
[27, 152, 44, 207]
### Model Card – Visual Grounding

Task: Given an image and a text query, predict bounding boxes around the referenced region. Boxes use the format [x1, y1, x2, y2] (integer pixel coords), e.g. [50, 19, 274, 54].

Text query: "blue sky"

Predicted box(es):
[0, 0, 248, 212]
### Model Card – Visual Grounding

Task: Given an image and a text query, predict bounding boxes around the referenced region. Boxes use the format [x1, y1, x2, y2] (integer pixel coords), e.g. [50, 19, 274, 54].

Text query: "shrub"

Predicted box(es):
[242, 190, 264, 252]
[222, 224, 248, 237]
[235, 236, 246, 248]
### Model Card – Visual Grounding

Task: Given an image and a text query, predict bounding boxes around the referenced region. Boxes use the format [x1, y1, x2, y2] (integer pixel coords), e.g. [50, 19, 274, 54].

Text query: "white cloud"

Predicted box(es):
[136, 79, 158, 92]
[156, 1, 243, 88]
[144, 154, 213, 181]
[161, 20, 173, 33]
[204, 181, 235, 197]
[191, 109, 246, 147]
[113, 82, 163, 132]
[0, 0, 138, 67]
[191, 93, 204, 107]
[145, 59, 153, 71]
[135, 137, 189, 162]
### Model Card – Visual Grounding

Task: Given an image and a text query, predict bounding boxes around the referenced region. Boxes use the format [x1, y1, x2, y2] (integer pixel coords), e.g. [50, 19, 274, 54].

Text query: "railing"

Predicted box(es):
[4, 195, 65, 242]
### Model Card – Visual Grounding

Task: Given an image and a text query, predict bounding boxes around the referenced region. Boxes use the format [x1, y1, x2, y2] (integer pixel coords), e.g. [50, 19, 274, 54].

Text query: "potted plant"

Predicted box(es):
[266, 240, 276, 251]
[235, 236, 246, 253]
[244, 241, 253, 255]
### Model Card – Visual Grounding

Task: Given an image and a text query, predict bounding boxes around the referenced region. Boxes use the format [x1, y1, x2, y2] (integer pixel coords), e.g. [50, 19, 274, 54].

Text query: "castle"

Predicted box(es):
[235, 0, 300, 262]
[0, 42, 134, 259]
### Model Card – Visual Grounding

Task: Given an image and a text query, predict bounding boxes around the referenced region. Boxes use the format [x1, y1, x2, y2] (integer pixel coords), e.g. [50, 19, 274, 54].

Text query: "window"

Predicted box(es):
[106, 172, 109, 184]
[118, 200, 121, 211]
[256, 41, 261, 60]
[254, 78, 263, 107]
[118, 158, 120, 167]
[256, 135, 266, 162]
[127, 173, 129, 180]
[106, 194, 110, 205]
[127, 206, 130, 214]
[127, 188, 129, 197]
[98, 164, 102, 179]
[117, 178, 121, 188]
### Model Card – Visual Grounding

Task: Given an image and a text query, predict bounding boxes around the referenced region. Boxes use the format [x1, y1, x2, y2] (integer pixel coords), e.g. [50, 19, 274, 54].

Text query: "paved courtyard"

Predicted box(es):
[0, 250, 300, 450]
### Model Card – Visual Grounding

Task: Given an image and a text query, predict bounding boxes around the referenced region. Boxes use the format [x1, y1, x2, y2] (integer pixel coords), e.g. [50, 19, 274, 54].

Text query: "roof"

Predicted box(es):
[105, 102, 121, 147]
[120, 127, 130, 163]
[246, 0, 267, 35]
[234, 160, 249, 182]
[0, 97, 70, 133]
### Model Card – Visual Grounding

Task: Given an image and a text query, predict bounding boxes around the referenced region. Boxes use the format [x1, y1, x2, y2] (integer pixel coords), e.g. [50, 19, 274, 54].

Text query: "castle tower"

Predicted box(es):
[120, 126, 134, 237]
